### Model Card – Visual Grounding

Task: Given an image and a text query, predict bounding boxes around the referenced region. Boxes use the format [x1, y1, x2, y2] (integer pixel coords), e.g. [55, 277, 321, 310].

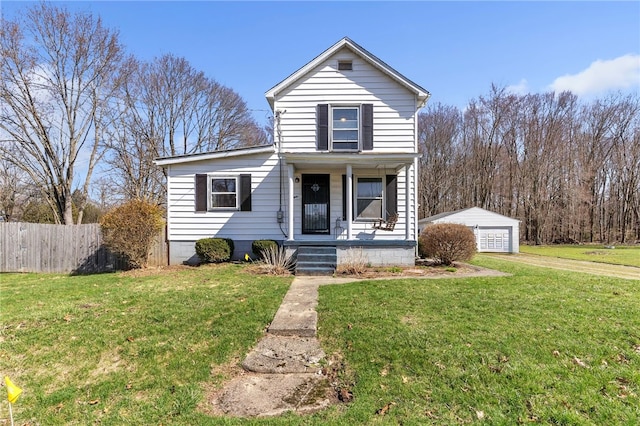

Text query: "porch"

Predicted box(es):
[281, 151, 419, 244]
[284, 239, 417, 275]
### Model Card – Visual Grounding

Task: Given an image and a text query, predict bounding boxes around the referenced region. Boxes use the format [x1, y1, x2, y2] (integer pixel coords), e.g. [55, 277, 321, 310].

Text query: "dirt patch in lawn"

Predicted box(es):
[333, 261, 508, 280]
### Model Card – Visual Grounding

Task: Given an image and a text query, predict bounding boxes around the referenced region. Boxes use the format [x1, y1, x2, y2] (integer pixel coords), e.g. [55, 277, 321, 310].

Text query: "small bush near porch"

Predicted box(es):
[419, 223, 477, 265]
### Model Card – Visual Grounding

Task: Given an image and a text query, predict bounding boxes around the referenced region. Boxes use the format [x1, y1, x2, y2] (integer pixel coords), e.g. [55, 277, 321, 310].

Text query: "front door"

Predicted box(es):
[302, 174, 330, 234]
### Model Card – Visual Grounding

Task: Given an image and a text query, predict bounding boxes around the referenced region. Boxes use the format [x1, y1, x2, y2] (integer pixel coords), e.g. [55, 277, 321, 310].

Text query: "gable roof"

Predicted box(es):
[154, 144, 274, 166]
[265, 37, 430, 109]
[419, 207, 520, 224]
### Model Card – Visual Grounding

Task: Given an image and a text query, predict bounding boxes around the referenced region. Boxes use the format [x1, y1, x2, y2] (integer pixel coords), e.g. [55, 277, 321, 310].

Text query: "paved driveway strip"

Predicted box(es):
[483, 253, 640, 280]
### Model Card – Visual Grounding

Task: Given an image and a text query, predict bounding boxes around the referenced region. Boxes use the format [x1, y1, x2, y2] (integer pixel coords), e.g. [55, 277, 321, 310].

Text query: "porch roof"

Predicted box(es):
[282, 151, 418, 171]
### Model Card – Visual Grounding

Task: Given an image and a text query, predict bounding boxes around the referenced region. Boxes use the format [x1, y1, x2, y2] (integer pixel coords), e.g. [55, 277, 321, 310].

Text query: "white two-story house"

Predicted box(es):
[155, 38, 430, 273]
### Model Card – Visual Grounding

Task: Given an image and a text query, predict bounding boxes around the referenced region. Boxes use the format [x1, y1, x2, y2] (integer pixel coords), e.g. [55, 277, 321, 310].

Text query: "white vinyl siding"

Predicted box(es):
[160, 40, 426, 264]
[165, 152, 283, 242]
[273, 49, 418, 153]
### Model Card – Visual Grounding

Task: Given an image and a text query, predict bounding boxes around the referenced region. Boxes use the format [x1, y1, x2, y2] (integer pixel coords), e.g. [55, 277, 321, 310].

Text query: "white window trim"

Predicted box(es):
[354, 175, 384, 221]
[331, 105, 360, 152]
[208, 175, 239, 210]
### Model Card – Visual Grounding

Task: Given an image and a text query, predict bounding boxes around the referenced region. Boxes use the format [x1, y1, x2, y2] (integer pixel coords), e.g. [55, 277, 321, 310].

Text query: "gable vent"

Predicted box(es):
[338, 60, 353, 71]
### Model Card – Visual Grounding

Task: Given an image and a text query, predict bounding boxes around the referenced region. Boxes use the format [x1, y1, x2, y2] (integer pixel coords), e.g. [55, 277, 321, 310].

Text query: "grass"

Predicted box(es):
[0, 264, 292, 425]
[316, 256, 640, 424]
[520, 244, 640, 267]
[2, 259, 639, 424]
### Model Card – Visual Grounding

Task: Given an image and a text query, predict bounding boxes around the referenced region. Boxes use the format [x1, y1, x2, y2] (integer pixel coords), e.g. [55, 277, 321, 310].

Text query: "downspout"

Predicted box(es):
[276, 109, 288, 239]
[163, 165, 170, 265]
[413, 93, 421, 257]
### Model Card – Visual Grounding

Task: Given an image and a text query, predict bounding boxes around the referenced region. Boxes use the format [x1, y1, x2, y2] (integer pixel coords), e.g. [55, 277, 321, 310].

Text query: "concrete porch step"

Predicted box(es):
[295, 266, 335, 276]
[295, 245, 336, 276]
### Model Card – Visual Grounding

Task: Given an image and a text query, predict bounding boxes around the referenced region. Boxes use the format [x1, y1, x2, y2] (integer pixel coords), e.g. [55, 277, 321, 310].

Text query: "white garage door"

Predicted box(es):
[478, 228, 511, 252]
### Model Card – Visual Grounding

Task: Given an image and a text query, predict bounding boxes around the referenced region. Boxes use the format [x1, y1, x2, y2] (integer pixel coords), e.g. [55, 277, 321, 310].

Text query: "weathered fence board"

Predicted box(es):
[0, 223, 167, 273]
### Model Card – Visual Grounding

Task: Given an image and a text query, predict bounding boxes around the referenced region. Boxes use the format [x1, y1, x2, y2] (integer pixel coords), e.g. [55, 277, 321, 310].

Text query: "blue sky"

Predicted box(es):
[3, 1, 640, 127]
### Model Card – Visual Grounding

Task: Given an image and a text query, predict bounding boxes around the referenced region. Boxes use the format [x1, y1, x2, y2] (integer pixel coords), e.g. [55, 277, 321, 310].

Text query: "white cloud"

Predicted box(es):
[506, 78, 529, 95]
[549, 54, 640, 96]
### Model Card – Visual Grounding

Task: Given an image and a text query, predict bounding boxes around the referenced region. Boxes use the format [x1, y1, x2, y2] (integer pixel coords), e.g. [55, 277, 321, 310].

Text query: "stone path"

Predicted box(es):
[210, 270, 505, 417]
[211, 277, 354, 417]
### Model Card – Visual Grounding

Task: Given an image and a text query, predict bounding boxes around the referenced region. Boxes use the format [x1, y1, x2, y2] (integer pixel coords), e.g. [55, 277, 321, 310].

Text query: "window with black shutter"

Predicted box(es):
[316, 104, 373, 152]
[194, 174, 252, 212]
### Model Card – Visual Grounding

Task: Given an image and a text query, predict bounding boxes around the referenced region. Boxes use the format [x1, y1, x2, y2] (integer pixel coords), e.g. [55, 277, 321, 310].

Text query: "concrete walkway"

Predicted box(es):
[211, 277, 356, 417]
[211, 269, 504, 417]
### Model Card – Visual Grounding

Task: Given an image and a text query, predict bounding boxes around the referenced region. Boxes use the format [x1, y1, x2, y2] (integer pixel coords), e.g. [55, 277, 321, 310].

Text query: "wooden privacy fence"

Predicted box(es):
[0, 222, 167, 273]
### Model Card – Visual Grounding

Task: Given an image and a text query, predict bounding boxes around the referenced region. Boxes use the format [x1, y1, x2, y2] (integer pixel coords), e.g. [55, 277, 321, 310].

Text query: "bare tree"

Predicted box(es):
[576, 94, 627, 242]
[604, 94, 640, 242]
[103, 54, 269, 202]
[0, 160, 28, 221]
[518, 91, 577, 244]
[417, 85, 639, 245]
[417, 103, 462, 218]
[0, 3, 123, 224]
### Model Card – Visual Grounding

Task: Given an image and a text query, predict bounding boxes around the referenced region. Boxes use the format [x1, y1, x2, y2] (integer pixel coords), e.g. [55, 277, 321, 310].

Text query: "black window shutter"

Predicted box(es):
[317, 104, 329, 150]
[385, 174, 397, 217]
[195, 174, 208, 212]
[240, 174, 252, 211]
[342, 174, 347, 220]
[362, 104, 373, 150]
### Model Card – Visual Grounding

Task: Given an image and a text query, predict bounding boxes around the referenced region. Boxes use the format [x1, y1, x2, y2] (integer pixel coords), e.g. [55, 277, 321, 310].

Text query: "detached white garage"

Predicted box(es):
[419, 207, 520, 253]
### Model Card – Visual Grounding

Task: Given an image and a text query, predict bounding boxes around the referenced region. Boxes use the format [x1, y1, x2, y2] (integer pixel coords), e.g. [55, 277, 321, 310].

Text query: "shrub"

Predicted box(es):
[100, 199, 164, 269]
[251, 239, 279, 260]
[223, 238, 235, 257]
[336, 248, 368, 276]
[260, 245, 296, 275]
[419, 223, 476, 266]
[195, 238, 234, 263]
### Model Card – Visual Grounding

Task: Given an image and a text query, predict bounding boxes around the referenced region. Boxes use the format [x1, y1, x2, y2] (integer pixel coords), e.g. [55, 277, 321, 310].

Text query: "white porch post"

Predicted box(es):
[346, 163, 353, 240]
[405, 164, 411, 241]
[287, 164, 295, 240]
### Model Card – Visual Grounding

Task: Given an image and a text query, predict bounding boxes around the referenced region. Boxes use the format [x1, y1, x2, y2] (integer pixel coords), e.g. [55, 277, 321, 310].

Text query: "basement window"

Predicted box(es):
[338, 60, 353, 71]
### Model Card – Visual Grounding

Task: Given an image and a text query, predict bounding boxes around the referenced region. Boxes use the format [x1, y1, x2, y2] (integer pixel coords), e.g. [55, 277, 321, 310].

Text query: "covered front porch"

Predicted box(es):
[281, 151, 419, 243]
[279, 151, 419, 272]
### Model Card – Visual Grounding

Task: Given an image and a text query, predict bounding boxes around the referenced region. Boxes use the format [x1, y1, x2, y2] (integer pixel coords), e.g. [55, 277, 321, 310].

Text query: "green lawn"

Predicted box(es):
[520, 244, 640, 267]
[0, 265, 292, 425]
[1, 260, 639, 424]
[316, 256, 640, 424]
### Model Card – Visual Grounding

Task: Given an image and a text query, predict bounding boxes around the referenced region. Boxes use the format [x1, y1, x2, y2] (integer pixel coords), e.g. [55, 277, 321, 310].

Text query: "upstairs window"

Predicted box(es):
[317, 104, 373, 151]
[332, 107, 359, 151]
